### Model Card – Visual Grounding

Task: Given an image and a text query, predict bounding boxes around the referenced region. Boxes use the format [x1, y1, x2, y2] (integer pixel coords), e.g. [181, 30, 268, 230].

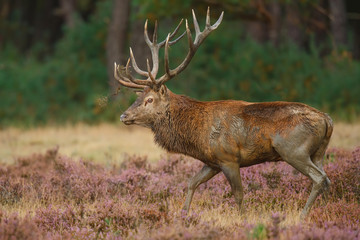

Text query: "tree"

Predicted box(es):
[329, 0, 347, 47]
[128, 6, 152, 71]
[57, 0, 76, 29]
[268, 1, 282, 47]
[106, 0, 131, 94]
[285, 2, 305, 48]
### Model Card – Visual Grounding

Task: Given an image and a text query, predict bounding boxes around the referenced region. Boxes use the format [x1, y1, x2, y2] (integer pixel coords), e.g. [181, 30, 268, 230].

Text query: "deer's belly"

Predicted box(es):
[209, 128, 282, 167]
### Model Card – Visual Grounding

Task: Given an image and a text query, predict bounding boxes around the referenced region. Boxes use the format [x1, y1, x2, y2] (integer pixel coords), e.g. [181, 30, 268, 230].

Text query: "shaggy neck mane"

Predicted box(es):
[151, 92, 207, 159]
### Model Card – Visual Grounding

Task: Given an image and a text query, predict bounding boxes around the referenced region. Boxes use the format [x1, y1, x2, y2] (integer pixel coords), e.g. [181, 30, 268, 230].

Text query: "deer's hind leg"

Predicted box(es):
[276, 148, 329, 218]
[285, 155, 329, 219]
[273, 132, 329, 219]
[310, 142, 331, 196]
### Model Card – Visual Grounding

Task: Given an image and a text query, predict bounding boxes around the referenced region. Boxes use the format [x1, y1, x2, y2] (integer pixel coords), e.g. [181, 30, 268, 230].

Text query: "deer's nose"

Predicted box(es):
[120, 113, 128, 122]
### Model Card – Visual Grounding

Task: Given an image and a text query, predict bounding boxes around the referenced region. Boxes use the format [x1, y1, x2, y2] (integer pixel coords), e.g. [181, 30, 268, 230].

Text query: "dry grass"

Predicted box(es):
[0, 123, 165, 165]
[329, 122, 360, 149]
[0, 124, 358, 238]
[0, 121, 359, 166]
[169, 193, 304, 229]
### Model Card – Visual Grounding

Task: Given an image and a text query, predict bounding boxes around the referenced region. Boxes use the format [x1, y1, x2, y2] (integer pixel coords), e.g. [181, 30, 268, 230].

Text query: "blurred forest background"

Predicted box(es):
[1, 0, 360, 127]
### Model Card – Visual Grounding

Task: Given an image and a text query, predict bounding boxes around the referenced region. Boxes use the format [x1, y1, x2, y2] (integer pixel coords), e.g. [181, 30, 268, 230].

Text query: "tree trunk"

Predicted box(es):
[128, 8, 152, 71]
[311, 0, 328, 46]
[285, 3, 304, 48]
[59, 0, 76, 28]
[329, 0, 348, 47]
[245, 0, 270, 43]
[106, 0, 131, 94]
[245, 21, 269, 43]
[0, 0, 11, 48]
[269, 1, 281, 46]
[353, 21, 360, 59]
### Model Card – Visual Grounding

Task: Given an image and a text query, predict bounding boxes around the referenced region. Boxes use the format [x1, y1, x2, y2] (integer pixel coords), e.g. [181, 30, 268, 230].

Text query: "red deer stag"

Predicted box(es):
[114, 8, 333, 218]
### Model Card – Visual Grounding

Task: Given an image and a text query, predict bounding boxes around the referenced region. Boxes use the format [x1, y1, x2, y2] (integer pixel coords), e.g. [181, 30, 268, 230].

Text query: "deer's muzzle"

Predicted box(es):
[120, 113, 134, 125]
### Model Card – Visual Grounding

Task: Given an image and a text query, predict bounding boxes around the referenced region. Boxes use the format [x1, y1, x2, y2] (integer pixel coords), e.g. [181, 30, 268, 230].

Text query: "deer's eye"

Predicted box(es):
[145, 98, 153, 105]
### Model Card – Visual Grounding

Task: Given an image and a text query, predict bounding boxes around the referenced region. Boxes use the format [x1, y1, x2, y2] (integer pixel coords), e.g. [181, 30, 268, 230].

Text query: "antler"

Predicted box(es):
[114, 7, 224, 90]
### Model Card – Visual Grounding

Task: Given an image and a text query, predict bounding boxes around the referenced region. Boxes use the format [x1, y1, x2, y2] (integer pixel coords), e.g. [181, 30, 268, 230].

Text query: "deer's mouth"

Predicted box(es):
[120, 113, 135, 125]
[123, 120, 135, 125]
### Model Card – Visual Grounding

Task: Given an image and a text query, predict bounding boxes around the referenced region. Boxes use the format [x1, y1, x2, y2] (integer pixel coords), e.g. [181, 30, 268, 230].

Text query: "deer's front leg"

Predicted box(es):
[221, 163, 244, 212]
[182, 165, 220, 213]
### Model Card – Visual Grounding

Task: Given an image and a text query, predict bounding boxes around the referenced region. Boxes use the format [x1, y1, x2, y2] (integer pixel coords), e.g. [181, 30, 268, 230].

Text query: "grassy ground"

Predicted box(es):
[0, 145, 358, 239]
[1, 122, 359, 165]
[0, 122, 359, 239]
[0, 123, 165, 165]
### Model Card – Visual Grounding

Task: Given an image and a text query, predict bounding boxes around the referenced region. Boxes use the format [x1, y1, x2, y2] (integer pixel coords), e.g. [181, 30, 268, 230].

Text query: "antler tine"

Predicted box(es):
[143, 19, 161, 79]
[192, 9, 201, 38]
[124, 56, 154, 86]
[143, 17, 187, 84]
[118, 8, 223, 89]
[114, 62, 145, 89]
[156, 19, 194, 85]
[193, 9, 224, 47]
[129, 48, 148, 77]
[205, 6, 211, 28]
[125, 58, 132, 79]
[153, 20, 158, 43]
[146, 59, 157, 84]
[185, 19, 195, 51]
[157, 8, 223, 86]
[116, 63, 131, 83]
[164, 34, 171, 79]
[169, 19, 184, 39]
[159, 19, 185, 47]
[168, 31, 186, 46]
[118, 57, 154, 87]
[144, 20, 152, 46]
[210, 11, 224, 30]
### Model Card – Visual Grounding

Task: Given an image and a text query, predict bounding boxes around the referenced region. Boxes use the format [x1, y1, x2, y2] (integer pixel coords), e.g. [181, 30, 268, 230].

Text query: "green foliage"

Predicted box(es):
[164, 20, 360, 120]
[0, 1, 359, 127]
[248, 223, 267, 240]
[132, 0, 192, 18]
[0, 1, 126, 127]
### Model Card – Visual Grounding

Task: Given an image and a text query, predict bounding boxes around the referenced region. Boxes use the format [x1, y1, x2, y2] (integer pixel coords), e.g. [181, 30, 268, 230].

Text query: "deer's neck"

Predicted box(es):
[151, 93, 208, 159]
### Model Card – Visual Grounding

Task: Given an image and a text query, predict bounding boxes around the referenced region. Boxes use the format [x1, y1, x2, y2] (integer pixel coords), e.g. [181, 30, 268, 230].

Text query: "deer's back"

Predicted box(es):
[204, 100, 331, 167]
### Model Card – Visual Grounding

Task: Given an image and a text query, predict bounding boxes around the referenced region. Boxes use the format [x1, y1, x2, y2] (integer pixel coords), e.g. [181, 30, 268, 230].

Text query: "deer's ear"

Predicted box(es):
[159, 85, 167, 96]
[135, 91, 142, 96]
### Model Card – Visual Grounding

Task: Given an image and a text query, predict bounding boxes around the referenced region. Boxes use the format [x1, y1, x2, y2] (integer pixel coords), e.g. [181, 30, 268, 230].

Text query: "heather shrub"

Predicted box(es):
[0, 147, 115, 206]
[0, 213, 44, 240]
[132, 217, 224, 240]
[85, 200, 138, 236]
[281, 224, 360, 240]
[0, 178, 23, 205]
[33, 199, 168, 238]
[267, 212, 285, 239]
[309, 200, 360, 229]
[118, 155, 150, 171]
[0, 146, 359, 239]
[325, 147, 360, 201]
[35, 205, 82, 232]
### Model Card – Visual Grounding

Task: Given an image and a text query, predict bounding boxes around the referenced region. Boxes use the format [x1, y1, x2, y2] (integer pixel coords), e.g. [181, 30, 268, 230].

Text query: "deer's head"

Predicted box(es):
[120, 85, 169, 127]
[115, 8, 223, 127]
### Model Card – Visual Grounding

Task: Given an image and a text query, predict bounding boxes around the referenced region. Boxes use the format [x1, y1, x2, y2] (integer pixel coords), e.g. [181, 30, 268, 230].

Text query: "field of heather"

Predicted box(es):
[0, 124, 359, 239]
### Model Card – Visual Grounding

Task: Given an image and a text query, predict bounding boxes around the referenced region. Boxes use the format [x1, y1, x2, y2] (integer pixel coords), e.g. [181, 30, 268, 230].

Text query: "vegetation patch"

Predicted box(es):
[0, 146, 359, 239]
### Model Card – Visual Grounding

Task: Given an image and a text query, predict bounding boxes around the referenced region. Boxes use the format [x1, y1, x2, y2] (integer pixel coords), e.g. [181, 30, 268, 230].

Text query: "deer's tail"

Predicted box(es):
[324, 113, 333, 139]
